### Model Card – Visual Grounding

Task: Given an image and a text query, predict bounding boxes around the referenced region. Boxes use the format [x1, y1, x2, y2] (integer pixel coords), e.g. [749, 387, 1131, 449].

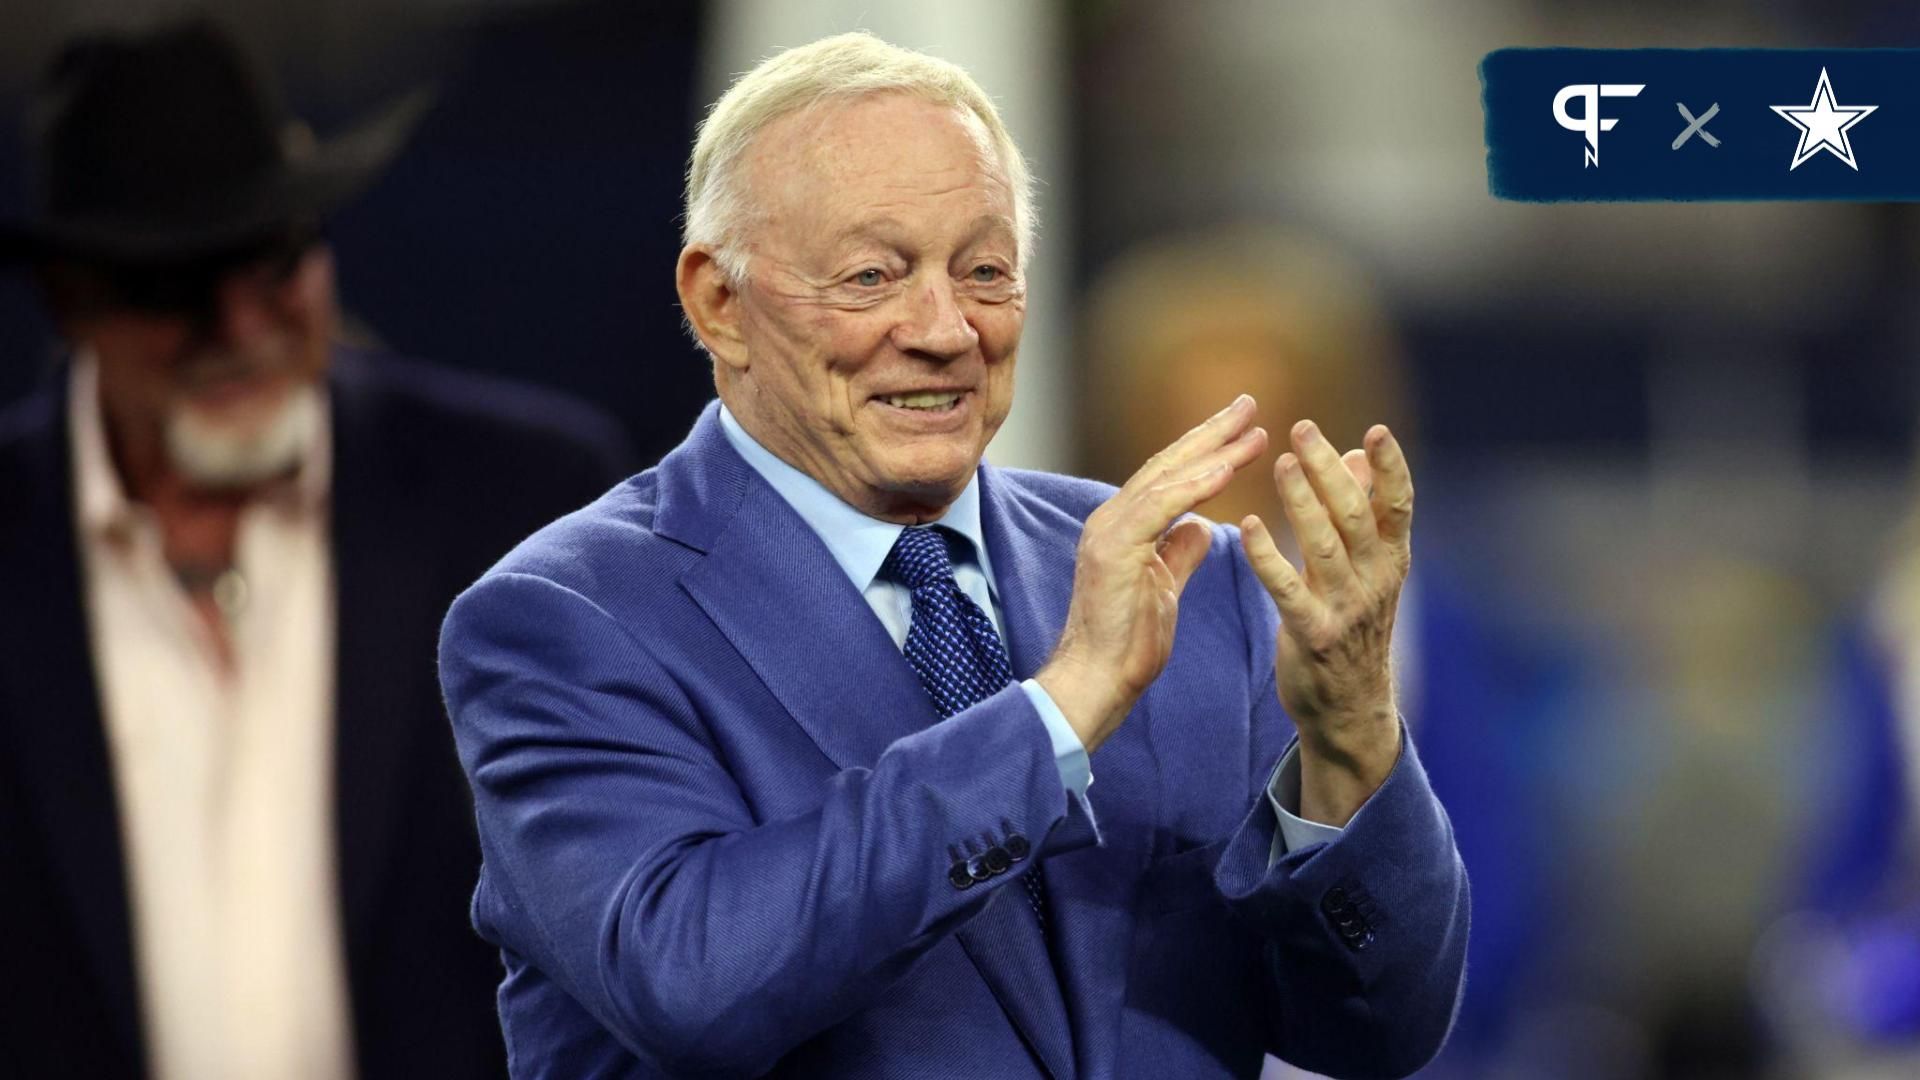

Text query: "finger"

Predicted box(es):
[1160, 423, 1269, 493]
[1239, 514, 1319, 628]
[1275, 450, 1357, 593]
[1291, 420, 1379, 562]
[1122, 394, 1257, 495]
[1363, 425, 1414, 554]
[1342, 448, 1373, 495]
[1157, 517, 1213, 593]
[1118, 425, 1268, 545]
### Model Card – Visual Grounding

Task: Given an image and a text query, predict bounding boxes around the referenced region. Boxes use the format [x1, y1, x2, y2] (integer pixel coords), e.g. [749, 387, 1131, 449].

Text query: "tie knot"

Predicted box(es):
[884, 526, 962, 590]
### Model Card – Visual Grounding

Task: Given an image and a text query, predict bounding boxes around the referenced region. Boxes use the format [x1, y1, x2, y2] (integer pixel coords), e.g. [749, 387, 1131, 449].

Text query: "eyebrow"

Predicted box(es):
[828, 220, 908, 251]
[828, 214, 1016, 250]
[955, 214, 1017, 248]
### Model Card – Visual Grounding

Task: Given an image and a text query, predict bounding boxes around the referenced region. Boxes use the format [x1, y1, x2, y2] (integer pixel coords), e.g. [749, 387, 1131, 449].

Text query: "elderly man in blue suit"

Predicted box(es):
[440, 31, 1467, 1079]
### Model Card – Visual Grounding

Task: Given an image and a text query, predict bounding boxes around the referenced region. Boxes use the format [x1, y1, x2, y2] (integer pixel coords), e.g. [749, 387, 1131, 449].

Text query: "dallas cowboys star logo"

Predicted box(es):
[1771, 68, 1877, 171]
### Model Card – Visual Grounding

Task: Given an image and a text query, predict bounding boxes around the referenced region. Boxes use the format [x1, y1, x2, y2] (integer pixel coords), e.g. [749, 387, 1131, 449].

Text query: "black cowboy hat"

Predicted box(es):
[0, 17, 429, 265]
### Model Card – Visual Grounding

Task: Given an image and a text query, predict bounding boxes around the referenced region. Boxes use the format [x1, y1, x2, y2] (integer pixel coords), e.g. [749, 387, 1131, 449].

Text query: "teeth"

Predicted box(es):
[884, 391, 963, 410]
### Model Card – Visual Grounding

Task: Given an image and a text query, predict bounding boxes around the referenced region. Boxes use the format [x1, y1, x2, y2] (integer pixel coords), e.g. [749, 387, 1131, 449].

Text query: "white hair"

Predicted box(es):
[683, 31, 1035, 285]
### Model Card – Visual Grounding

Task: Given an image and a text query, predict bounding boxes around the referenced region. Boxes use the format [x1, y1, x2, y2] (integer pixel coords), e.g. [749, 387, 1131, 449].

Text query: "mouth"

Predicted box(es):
[875, 389, 969, 414]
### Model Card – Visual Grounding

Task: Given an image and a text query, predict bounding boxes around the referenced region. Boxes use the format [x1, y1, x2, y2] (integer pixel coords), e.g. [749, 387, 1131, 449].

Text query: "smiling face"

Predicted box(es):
[688, 93, 1026, 523]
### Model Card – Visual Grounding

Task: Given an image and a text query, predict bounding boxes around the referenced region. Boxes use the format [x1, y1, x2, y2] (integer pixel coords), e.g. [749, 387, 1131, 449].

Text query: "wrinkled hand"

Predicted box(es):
[1240, 420, 1411, 825]
[1035, 396, 1267, 753]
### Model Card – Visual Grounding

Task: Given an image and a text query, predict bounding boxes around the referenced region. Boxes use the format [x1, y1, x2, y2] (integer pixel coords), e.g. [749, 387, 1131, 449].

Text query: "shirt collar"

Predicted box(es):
[69, 352, 131, 539]
[716, 402, 996, 596]
[67, 350, 332, 540]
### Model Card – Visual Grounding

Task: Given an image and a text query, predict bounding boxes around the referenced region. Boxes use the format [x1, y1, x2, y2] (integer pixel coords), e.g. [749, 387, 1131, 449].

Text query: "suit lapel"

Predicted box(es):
[0, 379, 145, 1067]
[666, 410, 1075, 1078]
[981, 468, 1147, 1080]
[974, 467, 1072, 717]
[679, 475, 940, 770]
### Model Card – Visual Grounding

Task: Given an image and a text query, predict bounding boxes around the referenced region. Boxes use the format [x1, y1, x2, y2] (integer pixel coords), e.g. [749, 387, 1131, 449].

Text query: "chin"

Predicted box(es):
[879, 443, 979, 490]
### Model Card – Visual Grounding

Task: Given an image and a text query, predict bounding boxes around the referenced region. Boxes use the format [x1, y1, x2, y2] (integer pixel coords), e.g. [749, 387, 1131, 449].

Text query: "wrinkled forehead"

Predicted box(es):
[739, 93, 1014, 250]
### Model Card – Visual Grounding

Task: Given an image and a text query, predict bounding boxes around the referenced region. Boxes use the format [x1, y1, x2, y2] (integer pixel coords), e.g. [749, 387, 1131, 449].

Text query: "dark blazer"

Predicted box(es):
[0, 345, 633, 1079]
[439, 401, 1469, 1079]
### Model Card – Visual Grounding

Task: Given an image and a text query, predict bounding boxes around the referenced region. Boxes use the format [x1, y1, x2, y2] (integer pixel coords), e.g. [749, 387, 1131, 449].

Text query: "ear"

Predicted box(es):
[677, 245, 749, 372]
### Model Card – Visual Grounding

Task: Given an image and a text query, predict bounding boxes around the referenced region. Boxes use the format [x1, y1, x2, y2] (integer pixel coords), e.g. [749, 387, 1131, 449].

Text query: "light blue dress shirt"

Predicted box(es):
[716, 405, 1340, 854]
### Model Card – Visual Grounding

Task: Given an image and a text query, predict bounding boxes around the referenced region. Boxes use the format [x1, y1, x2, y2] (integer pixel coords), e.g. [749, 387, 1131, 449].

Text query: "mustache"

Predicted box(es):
[173, 346, 297, 392]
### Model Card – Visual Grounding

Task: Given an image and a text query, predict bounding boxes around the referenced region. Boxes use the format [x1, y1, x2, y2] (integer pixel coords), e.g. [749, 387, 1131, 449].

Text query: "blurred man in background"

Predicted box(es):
[1078, 229, 1411, 525]
[0, 19, 630, 1078]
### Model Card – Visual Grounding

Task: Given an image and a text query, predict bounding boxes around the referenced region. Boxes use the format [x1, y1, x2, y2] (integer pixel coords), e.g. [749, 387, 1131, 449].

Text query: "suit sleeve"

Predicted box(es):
[1212, 527, 1470, 1080]
[438, 570, 1097, 1076]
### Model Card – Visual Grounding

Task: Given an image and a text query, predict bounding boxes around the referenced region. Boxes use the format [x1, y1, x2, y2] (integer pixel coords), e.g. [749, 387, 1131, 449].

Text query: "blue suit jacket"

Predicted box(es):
[439, 402, 1469, 1079]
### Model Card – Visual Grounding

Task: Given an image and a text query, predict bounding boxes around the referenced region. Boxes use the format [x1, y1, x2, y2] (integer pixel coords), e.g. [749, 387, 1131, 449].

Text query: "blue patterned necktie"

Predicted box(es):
[883, 525, 1051, 930]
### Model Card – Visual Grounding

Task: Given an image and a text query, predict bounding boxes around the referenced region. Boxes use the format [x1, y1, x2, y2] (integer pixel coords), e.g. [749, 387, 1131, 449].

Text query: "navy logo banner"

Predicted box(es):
[1482, 48, 1920, 201]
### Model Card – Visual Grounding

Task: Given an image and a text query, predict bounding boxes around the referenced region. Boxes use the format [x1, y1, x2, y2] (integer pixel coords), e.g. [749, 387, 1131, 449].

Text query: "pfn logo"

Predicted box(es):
[1553, 83, 1645, 166]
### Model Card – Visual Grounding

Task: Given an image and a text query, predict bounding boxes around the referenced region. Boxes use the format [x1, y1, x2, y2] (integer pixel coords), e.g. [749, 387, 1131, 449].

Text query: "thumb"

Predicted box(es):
[1158, 517, 1213, 594]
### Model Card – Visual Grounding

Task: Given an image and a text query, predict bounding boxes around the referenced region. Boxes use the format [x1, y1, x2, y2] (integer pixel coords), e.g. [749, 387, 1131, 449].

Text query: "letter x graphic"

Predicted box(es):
[1673, 102, 1720, 149]
[1674, 100, 1720, 147]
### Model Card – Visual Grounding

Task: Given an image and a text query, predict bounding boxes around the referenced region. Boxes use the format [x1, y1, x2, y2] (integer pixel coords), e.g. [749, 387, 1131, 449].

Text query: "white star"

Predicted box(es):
[1771, 68, 1877, 171]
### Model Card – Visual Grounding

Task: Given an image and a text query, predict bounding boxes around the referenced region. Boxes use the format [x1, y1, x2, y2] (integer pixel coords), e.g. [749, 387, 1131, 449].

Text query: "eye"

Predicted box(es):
[970, 265, 1003, 283]
[852, 268, 886, 287]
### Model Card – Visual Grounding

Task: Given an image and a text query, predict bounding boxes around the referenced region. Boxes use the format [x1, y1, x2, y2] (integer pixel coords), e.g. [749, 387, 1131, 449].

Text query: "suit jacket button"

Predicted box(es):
[968, 856, 994, 883]
[1322, 887, 1349, 915]
[1005, 834, 1031, 861]
[984, 846, 1012, 875]
[949, 862, 975, 890]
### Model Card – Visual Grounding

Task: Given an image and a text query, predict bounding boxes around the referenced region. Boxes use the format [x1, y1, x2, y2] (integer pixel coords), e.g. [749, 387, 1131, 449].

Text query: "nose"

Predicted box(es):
[891, 275, 978, 361]
[206, 271, 284, 349]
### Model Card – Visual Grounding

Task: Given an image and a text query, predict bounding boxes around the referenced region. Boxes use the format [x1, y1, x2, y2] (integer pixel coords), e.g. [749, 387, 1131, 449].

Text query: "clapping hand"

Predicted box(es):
[1037, 400, 1410, 826]
[1240, 419, 1410, 826]
[1035, 395, 1267, 753]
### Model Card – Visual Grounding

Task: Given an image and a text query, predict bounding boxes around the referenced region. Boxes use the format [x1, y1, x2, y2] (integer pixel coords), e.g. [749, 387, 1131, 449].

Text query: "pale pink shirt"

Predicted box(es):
[69, 356, 354, 1080]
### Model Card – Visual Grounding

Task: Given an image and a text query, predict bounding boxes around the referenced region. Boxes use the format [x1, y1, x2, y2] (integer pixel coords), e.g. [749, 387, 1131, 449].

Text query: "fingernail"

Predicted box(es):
[1221, 394, 1251, 417]
[1294, 420, 1321, 444]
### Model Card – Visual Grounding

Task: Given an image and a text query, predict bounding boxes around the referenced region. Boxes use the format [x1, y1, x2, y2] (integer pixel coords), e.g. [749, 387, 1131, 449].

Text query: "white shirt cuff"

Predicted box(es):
[1020, 678, 1092, 796]
[1266, 743, 1344, 863]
